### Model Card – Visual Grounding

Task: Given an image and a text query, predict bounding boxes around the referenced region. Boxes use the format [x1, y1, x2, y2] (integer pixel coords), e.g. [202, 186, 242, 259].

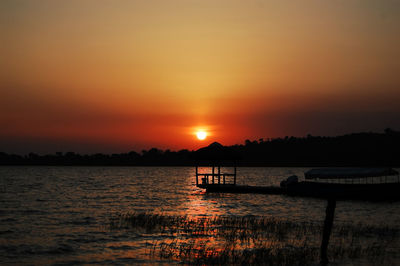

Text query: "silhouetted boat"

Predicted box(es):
[284, 168, 400, 200]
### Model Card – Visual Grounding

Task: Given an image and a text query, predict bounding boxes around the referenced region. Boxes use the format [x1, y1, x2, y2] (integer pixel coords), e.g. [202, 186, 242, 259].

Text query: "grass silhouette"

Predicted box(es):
[109, 212, 399, 265]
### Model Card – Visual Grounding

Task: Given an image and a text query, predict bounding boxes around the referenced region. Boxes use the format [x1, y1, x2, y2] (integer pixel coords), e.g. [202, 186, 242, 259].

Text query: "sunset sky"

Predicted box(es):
[1, 0, 400, 154]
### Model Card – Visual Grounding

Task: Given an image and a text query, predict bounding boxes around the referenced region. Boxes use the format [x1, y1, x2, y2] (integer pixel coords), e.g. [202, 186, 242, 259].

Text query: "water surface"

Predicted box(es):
[1, 167, 399, 264]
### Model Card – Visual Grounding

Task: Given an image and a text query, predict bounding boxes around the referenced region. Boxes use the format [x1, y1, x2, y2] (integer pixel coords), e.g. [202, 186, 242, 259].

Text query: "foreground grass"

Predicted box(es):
[109, 213, 399, 265]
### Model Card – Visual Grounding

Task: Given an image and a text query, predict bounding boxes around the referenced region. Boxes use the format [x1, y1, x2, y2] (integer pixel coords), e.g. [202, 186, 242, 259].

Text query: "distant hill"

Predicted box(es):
[1, 129, 400, 166]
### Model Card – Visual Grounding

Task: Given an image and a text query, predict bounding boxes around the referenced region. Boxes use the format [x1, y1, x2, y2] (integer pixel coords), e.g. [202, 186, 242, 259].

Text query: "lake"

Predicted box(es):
[1, 166, 400, 264]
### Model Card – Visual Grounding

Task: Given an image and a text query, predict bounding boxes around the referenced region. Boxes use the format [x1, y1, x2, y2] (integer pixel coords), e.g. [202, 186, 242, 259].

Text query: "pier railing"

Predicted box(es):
[195, 165, 236, 186]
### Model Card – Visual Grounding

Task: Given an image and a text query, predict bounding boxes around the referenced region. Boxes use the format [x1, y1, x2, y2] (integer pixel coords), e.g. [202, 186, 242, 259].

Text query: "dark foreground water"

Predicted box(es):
[1, 167, 400, 264]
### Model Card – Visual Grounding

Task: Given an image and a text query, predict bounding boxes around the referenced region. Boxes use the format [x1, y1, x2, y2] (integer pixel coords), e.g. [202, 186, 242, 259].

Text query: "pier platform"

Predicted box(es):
[198, 184, 285, 194]
[195, 164, 285, 194]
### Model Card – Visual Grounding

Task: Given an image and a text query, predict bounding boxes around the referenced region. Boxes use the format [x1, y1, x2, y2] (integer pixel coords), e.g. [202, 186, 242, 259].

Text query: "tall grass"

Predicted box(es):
[109, 213, 399, 265]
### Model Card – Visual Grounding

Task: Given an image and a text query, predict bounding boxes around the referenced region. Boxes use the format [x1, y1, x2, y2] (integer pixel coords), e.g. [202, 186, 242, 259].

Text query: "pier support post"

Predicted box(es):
[234, 165, 237, 185]
[218, 166, 221, 184]
[320, 198, 336, 266]
[212, 166, 215, 184]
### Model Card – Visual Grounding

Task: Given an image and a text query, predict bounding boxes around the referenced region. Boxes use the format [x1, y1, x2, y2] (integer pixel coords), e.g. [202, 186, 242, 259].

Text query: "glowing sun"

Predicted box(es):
[196, 131, 207, 140]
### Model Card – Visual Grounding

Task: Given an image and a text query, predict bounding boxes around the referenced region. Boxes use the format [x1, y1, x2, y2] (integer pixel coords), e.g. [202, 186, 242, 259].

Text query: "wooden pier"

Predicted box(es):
[195, 165, 237, 187]
[195, 164, 285, 194]
[200, 184, 285, 194]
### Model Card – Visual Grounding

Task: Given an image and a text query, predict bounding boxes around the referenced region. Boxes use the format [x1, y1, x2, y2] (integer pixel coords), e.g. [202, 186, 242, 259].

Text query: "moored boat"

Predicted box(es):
[283, 168, 400, 200]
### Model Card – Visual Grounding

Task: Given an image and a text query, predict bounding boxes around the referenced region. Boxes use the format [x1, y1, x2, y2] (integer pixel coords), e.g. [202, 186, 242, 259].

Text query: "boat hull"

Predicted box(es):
[286, 181, 400, 200]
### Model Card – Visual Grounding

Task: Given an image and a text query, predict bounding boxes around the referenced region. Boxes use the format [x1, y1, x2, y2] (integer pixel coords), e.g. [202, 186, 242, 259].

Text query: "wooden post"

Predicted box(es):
[212, 165, 215, 184]
[218, 165, 221, 184]
[234, 164, 237, 185]
[223, 174, 225, 184]
[195, 165, 198, 186]
[320, 198, 336, 266]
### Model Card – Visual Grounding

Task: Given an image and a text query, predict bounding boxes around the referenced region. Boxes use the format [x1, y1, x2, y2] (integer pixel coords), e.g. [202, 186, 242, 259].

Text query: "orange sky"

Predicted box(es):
[1, 0, 400, 154]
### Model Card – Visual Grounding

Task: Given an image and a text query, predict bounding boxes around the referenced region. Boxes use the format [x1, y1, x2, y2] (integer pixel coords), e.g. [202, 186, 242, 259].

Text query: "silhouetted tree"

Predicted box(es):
[0, 129, 399, 166]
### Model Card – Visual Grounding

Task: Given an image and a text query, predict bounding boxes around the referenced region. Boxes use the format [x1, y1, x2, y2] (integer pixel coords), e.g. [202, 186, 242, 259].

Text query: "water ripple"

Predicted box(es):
[0, 166, 399, 264]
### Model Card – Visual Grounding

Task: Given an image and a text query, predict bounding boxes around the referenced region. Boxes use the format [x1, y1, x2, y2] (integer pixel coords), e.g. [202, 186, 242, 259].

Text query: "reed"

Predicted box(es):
[110, 212, 399, 265]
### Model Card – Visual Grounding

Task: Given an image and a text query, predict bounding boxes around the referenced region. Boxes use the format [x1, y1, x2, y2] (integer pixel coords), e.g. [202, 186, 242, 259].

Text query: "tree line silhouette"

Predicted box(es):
[1, 129, 399, 166]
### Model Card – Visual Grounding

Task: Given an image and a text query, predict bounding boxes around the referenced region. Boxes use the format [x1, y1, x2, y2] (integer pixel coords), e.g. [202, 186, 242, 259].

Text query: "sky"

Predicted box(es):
[1, 0, 400, 154]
